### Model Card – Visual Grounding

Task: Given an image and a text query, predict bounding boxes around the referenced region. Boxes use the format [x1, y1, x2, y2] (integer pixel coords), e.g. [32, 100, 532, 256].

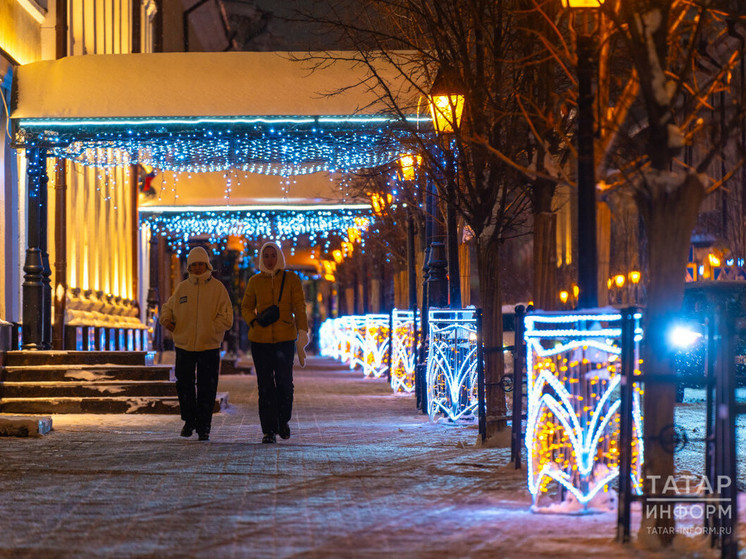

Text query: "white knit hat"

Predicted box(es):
[187, 246, 213, 271]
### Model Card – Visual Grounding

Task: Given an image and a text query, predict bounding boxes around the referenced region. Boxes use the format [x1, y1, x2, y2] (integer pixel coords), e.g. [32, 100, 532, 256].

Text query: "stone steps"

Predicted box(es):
[2, 351, 150, 367]
[0, 393, 229, 415]
[0, 380, 177, 398]
[0, 365, 172, 382]
[0, 351, 229, 415]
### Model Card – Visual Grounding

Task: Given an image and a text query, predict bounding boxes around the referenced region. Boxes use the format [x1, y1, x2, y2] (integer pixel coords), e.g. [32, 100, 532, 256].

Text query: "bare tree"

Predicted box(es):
[591, 0, 746, 545]
[291, 0, 534, 439]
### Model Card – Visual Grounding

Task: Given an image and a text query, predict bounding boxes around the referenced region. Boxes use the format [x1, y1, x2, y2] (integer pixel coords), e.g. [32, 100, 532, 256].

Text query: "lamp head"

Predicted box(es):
[428, 67, 465, 134]
[561, 0, 604, 7]
[397, 153, 422, 181]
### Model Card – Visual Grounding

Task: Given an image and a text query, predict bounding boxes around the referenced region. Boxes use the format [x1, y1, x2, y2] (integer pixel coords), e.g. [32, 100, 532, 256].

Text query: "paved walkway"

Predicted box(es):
[0, 357, 736, 558]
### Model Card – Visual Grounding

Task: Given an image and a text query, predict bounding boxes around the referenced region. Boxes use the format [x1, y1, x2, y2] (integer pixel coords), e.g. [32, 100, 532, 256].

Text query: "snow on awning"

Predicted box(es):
[12, 51, 433, 175]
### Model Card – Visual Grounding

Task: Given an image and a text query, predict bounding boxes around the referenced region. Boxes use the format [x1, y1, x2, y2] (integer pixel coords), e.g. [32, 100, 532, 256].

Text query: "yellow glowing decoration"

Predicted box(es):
[332, 250, 344, 264]
[426, 309, 480, 421]
[390, 310, 418, 393]
[561, 0, 604, 7]
[628, 271, 641, 284]
[560, 291, 569, 304]
[369, 193, 393, 216]
[398, 154, 422, 181]
[429, 94, 465, 134]
[708, 253, 721, 267]
[524, 311, 644, 510]
[347, 227, 362, 244]
[370, 193, 385, 215]
[614, 274, 625, 288]
[428, 68, 465, 135]
[320, 260, 336, 282]
[359, 315, 391, 379]
[572, 284, 579, 299]
[226, 235, 245, 252]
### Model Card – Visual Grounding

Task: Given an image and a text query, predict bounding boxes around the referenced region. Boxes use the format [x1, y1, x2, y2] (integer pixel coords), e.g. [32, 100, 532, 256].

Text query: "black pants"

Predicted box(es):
[174, 347, 220, 435]
[251, 340, 295, 435]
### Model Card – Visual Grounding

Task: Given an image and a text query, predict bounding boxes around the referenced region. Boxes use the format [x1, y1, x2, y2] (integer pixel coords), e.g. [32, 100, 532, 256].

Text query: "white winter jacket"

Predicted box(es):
[160, 272, 234, 352]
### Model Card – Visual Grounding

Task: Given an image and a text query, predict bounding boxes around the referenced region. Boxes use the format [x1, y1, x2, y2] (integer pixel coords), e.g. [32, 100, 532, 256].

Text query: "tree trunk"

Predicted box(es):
[533, 211, 557, 310]
[476, 236, 507, 438]
[637, 171, 705, 546]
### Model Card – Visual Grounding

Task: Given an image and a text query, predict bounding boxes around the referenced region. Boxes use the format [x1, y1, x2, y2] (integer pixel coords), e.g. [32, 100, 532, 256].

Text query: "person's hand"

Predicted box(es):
[296, 330, 309, 368]
[298, 330, 309, 349]
[165, 321, 175, 332]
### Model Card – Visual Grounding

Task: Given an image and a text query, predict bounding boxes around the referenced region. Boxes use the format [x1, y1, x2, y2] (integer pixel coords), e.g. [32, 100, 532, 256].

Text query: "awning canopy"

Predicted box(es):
[139, 202, 372, 255]
[12, 51, 433, 175]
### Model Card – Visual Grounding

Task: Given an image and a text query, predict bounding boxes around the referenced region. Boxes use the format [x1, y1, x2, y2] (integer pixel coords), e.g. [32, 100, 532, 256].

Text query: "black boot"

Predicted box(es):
[262, 433, 276, 444]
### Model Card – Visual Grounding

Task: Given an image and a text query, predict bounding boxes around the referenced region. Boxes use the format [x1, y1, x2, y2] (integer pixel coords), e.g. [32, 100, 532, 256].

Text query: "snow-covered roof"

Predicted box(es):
[12, 51, 423, 119]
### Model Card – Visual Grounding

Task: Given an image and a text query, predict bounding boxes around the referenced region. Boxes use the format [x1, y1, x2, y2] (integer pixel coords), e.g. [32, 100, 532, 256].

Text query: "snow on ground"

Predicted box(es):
[0, 357, 742, 558]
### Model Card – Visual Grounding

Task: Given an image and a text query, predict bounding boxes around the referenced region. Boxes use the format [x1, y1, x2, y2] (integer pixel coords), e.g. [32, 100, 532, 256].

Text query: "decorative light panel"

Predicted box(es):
[318, 318, 341, 360]
[390, 309, 418, 393]
[524, 310, 644, 511]
[320, 314, 394, 379]
[16, 115, 426, 176]
[349, 315, 389, 378]
[426, 309, 479, 422]
[329, 315, 366, 369]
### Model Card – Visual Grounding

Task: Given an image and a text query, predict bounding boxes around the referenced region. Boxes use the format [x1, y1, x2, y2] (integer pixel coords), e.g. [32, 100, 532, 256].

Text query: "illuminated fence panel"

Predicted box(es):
[319, 316, 360, 366]
[524, 311, 644, 510]
[426, 309, 478, 422]
[319, 318, 339, 359]
[355, 314, 390, 378]
[390, 309, 418, 393]
[319, 315, 389, 377]
[337, 316, 366, 369]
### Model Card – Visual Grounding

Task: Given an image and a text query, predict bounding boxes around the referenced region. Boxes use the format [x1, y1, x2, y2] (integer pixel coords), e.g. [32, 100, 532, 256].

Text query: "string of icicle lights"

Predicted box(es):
[16, 116, 422, 175]
[140, 206, 372, 255]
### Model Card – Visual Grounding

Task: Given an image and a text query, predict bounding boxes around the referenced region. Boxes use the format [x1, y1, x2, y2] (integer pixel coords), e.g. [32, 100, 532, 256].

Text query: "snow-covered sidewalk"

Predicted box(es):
[0, 357, 741, 558]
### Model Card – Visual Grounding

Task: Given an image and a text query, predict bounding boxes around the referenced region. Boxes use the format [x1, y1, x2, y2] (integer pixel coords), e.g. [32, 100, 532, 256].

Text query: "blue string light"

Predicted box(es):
[16, 115, 423, 175]
[140, 206, 372, 254]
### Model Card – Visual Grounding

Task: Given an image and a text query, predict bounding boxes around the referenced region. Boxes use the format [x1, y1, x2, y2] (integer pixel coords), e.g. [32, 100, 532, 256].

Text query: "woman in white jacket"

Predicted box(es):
[160, 246, 233, 441]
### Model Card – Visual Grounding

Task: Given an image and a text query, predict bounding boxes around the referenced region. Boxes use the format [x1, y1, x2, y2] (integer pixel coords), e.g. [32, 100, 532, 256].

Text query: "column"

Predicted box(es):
[22, 147, 48, 349]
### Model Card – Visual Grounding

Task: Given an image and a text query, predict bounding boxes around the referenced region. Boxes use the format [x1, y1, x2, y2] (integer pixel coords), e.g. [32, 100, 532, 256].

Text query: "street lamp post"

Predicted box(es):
[397, 154, 421, 313]
[429, 68, 465, 309]
[398, 154, 425, 409]
[563, 0, 605, 308]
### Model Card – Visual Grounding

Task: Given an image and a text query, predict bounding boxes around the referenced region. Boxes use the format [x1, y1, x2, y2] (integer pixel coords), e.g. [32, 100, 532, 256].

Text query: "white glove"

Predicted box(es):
[296, 330, 309, 368]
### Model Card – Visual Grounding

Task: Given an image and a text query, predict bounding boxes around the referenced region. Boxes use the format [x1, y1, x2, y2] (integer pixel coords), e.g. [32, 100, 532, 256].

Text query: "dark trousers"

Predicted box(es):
[174, 347, 220, 435]
[251, 340, 295, 435]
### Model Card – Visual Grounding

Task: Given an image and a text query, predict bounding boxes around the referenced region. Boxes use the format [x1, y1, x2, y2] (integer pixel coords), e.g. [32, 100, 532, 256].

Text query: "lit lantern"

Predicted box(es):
[560, 291, 570, 304]
[428, 68, 465, 135]
[628, 271, 641, 284]
[347, 227, 362, 244]
[708, 253, 721, 267]
[561, 0, 605, 8]
[397, 153, 422, 181]
[226, 235, 245, 252]
[369, 192, 393, 216]
[614, 274, 625, 288]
